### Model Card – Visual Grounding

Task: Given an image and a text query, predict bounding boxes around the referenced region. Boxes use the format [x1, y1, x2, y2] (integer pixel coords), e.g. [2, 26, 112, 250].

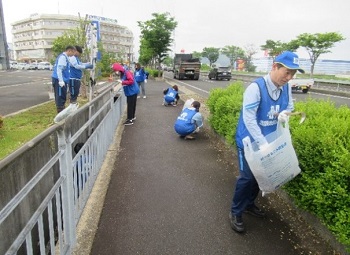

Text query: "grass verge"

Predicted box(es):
[0, 98, 88, 160]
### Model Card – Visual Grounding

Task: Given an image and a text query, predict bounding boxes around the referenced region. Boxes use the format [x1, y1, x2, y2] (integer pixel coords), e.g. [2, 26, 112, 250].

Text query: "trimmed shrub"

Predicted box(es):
[285, 98, 350, 248]
[207, 82, 244, 145]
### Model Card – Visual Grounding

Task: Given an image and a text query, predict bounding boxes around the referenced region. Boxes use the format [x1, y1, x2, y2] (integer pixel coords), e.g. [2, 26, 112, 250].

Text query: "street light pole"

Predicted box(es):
[0, 0, 10, 70]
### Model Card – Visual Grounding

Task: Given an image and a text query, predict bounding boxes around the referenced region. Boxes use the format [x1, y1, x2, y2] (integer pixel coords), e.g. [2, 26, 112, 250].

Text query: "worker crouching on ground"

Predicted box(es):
[174, 101, 203, 140]
[163, 85, 180, 106]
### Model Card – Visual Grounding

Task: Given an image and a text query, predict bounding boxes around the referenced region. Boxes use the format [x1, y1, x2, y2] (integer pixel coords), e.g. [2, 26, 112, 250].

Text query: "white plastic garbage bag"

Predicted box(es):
[242, 120, 301, 195]
[54, 103, 79, 123]
[183, 98, 194, 111]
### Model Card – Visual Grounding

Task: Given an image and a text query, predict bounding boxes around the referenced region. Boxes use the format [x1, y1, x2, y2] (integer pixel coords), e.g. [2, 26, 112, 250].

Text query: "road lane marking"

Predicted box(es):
[0, 80, 49, 89]
[165, 78, 209, 94]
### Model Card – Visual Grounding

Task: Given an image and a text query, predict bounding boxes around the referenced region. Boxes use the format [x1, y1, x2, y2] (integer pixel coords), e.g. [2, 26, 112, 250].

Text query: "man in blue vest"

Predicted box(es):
[174, 100, 203, 140]
[51, 45, 76, 113]
[68, 45, 93, 104]
[229, 51, 304, 233]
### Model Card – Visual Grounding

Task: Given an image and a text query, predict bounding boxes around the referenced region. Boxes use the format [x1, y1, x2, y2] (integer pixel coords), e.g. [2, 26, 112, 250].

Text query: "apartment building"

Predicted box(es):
[11, 13, 134, 63]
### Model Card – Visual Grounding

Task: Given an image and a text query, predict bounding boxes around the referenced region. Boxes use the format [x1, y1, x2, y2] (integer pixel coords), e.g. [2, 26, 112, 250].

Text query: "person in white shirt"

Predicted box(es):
[229, 51, 304, 233]
[68, 45, 93, 104]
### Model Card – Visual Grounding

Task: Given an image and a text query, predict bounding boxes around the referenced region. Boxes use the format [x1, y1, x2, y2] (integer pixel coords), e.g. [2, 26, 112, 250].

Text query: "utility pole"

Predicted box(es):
[0, 0, 10, 70]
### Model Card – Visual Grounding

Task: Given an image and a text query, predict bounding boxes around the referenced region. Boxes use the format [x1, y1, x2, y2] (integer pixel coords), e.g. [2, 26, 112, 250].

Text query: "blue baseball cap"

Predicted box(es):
[274, 51, 305, 73]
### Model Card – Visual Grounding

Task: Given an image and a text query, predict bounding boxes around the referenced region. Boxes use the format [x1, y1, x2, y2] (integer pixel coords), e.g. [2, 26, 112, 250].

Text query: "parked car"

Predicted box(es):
[38, 62, 53, 71]
[10, 61, 18, 69]
[16, 63, 27, 70]
[208, 66, 232, 81]
[24, 63, 38, 70]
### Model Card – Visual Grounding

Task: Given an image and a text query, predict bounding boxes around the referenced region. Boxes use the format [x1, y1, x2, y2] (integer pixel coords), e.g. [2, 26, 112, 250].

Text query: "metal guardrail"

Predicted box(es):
[0, 84, 125, 254]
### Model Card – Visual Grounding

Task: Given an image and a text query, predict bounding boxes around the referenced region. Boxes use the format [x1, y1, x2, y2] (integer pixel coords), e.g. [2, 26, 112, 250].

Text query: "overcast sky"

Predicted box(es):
[2, 0, 350, 60]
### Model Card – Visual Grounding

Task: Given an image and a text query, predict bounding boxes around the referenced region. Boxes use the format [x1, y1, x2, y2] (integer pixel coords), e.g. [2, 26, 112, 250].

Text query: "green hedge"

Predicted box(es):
[146, 68, 163, 78]
[207, 82, 350, 251]
[206, 82, 244, 145]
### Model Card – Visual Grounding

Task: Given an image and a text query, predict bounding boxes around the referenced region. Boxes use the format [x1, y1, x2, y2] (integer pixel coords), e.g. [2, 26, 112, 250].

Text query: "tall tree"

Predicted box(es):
[51, 17, 88, 60]
[221, 45, 245, 69]
[192, 51, 202, 59]
[138, 13, 177, 68]
[260, 40, 298, 58]
[138, 38, 154, 66]
[201, 47, 220, 67]
[162, 56, 173, 67]
[244, 44, 258, 72]
[292, 32, 345, 77]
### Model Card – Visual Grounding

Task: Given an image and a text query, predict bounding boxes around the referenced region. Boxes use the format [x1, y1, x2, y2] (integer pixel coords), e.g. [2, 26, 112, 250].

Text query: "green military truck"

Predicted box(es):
[173, 54, 201, 80]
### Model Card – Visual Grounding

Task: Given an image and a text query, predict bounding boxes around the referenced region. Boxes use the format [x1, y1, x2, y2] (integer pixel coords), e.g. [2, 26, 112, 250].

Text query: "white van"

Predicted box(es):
[10, 61, 18, 69]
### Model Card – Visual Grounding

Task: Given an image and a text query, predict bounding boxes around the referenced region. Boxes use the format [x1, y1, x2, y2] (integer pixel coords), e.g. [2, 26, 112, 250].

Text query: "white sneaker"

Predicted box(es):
[143, 96, 147, 99]
[137, 96, 141, 99]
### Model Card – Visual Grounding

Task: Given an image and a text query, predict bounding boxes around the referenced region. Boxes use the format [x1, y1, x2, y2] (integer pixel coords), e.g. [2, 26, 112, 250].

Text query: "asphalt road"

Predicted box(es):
[0, 69, 107, 116]
[0, 69, 52, 116]
[163, 71, 350, 108]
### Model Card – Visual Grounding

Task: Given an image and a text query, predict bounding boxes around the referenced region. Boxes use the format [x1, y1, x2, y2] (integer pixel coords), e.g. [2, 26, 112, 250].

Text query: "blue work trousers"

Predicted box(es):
[52, 77, 67, 113]
[69, 79, 81, 103]
[231, 147, 260, 217]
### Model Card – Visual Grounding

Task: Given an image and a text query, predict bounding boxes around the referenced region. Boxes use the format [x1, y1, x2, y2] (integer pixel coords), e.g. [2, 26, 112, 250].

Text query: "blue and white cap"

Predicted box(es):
[274, 51, 305, 73]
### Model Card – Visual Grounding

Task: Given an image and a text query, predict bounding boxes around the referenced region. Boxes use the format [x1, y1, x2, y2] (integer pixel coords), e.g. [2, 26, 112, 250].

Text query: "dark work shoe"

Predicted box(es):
[229, 212, 245, 233]
[123, 119, 133, 126]
[184, 135, 195, 140]
[245, 205, 266, 218]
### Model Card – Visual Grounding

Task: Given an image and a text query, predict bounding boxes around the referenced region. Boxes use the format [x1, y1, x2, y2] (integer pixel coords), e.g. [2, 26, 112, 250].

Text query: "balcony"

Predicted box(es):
[12, 36, 33, 42]
[14, 45, 35, 50]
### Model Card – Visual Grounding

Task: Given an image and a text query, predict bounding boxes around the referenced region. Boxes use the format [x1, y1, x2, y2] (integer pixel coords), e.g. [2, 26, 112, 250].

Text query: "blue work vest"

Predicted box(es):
[174, 108, 197, 135]
[70, 56, 83, 79]
[134, 68, 145, 83]
[164, 88, 178, 103]
[52, 53, 70, 83]
[122, 71, 139, 96]
[235, 77, 289, 149]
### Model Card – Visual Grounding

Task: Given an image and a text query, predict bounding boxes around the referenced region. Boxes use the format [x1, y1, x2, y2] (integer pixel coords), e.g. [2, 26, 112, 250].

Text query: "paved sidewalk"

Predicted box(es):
[77, 79, 339, 255]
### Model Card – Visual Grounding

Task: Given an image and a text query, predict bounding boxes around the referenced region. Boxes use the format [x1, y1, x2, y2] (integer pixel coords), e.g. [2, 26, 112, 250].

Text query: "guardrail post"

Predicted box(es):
[57, 128, 76, 252]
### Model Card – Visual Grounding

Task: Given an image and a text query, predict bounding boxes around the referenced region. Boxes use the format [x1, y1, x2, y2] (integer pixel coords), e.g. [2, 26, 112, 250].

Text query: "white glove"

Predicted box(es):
[144, 79, 148, 83]
[58, 81, 65, 87]
[194, 127, 200, 133]
[278, 110, 289, 123]
[116, 79, 122, 84]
